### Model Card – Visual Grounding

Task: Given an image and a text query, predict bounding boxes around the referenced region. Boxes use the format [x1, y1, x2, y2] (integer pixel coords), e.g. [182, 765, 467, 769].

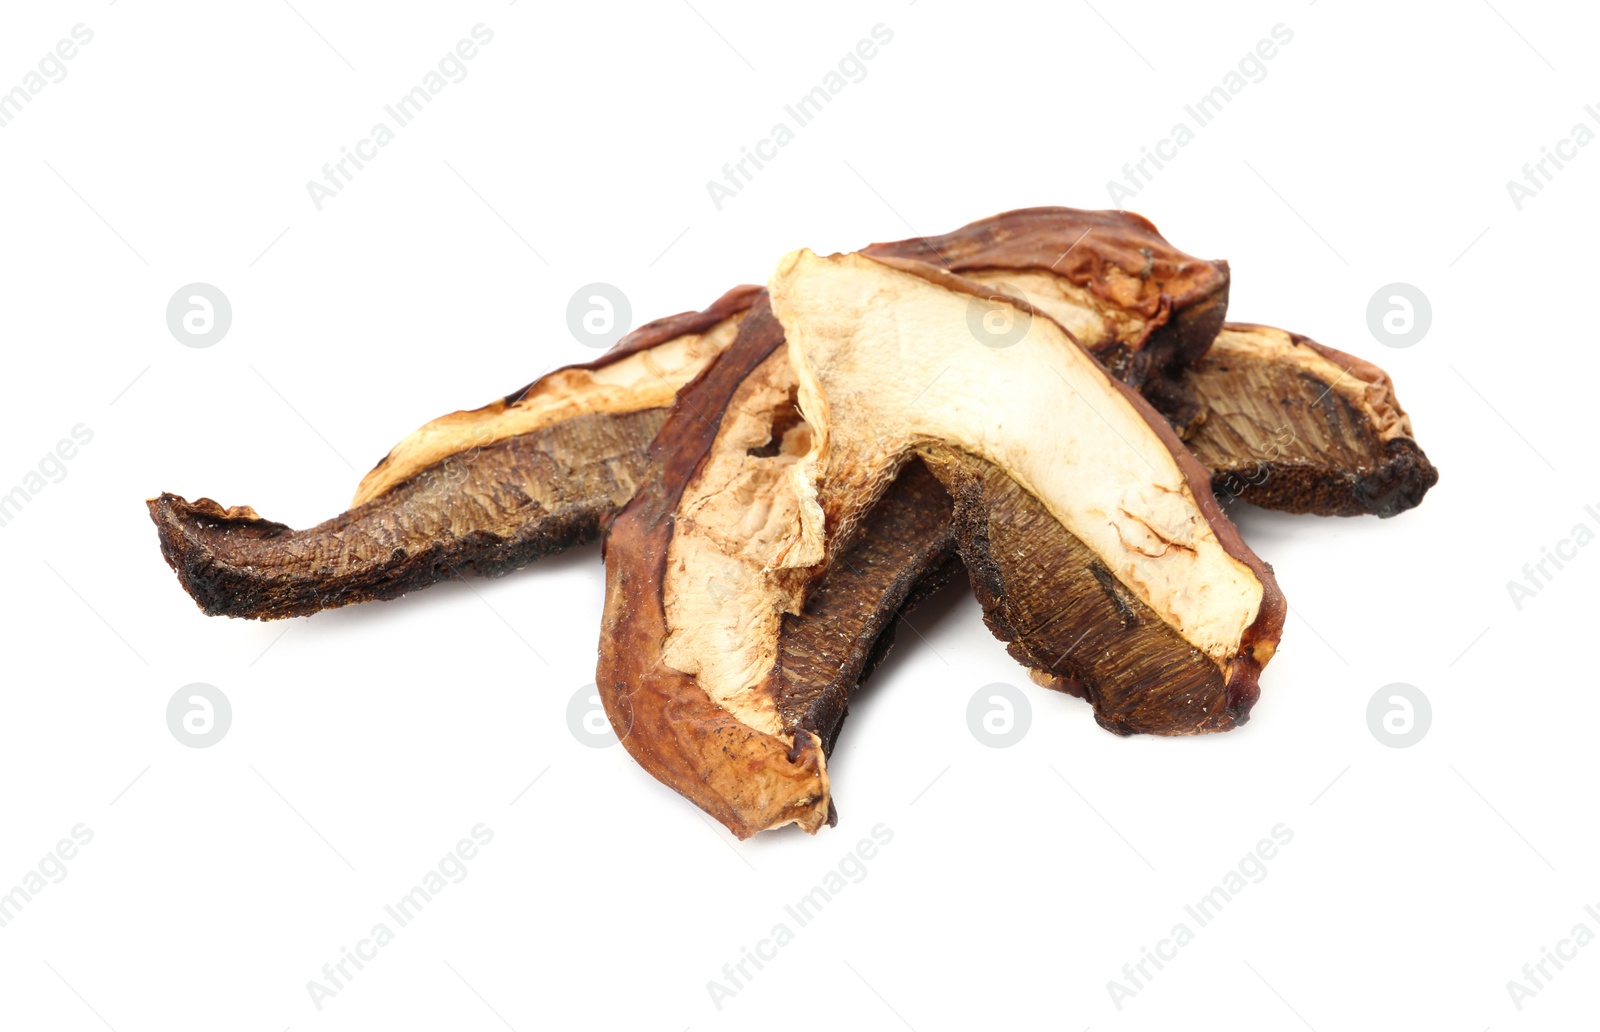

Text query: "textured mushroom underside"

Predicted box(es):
[1180, 324, 1439, 517]
[772, 458, 958, 751]
[925, 448, 1256, 734]
[147, 408, 669, 620]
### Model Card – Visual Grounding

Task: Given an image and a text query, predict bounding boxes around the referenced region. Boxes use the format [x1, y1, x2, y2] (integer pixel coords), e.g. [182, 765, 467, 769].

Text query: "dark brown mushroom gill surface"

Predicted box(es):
[773, 458, 959, 754]
[147, 407, 667, 621]
[1181, 324, 1439, 517]
[925, 449, 1253, 735]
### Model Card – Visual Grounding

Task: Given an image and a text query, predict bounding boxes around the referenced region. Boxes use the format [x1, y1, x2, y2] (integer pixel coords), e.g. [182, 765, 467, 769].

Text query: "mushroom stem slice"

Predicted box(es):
[148, 287, 760, 620]
[1182, 324, 1439, 517]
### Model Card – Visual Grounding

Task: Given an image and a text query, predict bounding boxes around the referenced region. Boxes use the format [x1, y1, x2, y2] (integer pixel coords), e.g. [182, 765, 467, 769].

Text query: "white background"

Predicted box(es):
[0, 1, 1595, 1029]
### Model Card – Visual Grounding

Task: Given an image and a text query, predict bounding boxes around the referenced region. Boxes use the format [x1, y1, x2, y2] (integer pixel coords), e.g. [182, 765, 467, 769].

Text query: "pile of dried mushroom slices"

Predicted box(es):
[148, 207, 1439, 839]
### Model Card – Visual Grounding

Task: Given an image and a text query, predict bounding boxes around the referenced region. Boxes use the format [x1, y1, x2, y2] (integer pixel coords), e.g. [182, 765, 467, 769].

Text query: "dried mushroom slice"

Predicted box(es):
[773, 251, 1283, 732]
[598, 299, 961, 838]
[861, 206, 1230, 433]
[148, 286, 760, 620]
[1182, 324, 1439, 517]
[597, 298, 835, 838]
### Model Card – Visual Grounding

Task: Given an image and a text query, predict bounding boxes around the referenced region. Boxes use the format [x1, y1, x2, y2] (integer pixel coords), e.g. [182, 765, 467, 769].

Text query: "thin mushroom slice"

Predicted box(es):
[148, 286, 760, 620]
[771, 251, 1284, 733]
[597, 298, 962, 838]
[860, 206, 1231, 433]
[1180, 324, 1439, 517]
[597, 297, 833, 838]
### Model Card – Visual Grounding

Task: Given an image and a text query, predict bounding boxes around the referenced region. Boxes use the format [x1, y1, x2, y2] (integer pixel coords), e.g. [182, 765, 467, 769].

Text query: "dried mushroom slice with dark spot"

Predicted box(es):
[770, 251, 1284, 736]
[148, 285, 761, 620]
[1182, 323, 1439, 517]
[861, 207, 1231, 433]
